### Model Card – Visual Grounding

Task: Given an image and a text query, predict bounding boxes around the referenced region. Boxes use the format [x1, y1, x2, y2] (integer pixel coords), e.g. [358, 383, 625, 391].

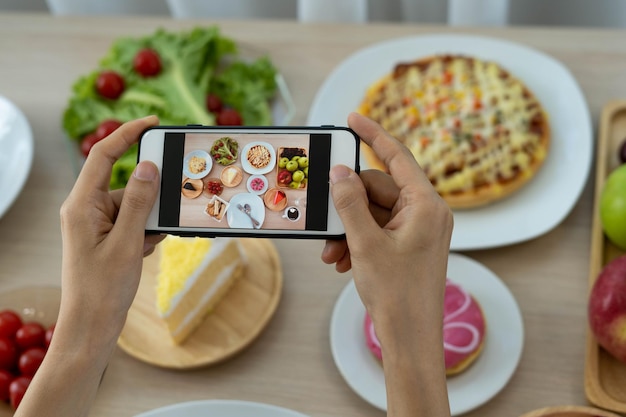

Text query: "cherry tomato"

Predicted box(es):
[95, 70, 125, 100]
[9, 376, 30, 410]
[0, 310, 22, 339]
[44, 325, 55, 348]
[15, 323, 46, 350]
[216, 108, 243, 126]
[80, 133, 101, 157]
[0, 337, 17, 371]
[18, 348, 45, 378]
[134, 48, 162, 77]
[205, 94, 223, 113]
[0, 369, 12, 402]
[95, 119, 123, 140]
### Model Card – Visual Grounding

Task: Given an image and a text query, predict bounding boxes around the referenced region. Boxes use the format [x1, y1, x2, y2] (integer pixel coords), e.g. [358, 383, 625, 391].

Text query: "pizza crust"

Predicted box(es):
[358, 54, 550, 210]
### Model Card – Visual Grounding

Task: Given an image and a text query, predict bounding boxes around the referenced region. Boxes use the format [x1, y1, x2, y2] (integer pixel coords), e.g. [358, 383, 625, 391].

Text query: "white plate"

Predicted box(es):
[241, 141, 276, 175]
[0, 96, 34, 219]
[307, 34, 592, 251]
[329, 252, 524, 415]
[134, 399, 310, 417]
[227, 193, 266, 229]
[246, 174, 269, 195]
[182, 149, 212, 179]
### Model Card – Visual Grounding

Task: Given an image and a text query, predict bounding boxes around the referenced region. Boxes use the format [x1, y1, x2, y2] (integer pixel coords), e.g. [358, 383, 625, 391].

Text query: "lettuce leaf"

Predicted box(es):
[62, 26, 278, 189]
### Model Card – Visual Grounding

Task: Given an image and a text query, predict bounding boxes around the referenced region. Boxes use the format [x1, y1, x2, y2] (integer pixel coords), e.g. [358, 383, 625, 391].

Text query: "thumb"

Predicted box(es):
[329, 165, 380, 241]
[111, 161, 160, 244]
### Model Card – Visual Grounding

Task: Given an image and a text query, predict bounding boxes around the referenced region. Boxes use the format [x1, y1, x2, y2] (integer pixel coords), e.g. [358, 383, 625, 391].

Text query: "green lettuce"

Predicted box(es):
[62, 26, 278, 189]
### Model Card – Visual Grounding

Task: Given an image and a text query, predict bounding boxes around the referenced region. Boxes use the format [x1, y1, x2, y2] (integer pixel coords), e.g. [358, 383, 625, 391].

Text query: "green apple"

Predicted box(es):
[278, 157, 289, 169]
[600, 164, 626, 250]
[288, 181, 301, 189]
[292, 170, 305, 182]
[286, 160, 299, 172]
[303, 166, 308, 177]
[298, 157, 309, 168]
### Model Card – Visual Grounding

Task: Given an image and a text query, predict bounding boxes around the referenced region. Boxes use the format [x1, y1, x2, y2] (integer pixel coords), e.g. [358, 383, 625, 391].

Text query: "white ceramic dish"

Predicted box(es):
[307, 34, 592, 251]
[246, 174, 269, 195]
[182, 149, 212, 180]
[329, 252, 524, 415]
[0, 96, 34, 219]
[134, 399, 310, 417]
[226, 192, 266, 229]
[240, 141, 276, 175]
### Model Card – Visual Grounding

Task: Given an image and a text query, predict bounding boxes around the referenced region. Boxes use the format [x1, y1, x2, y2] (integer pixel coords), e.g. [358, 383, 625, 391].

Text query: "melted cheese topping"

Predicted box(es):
[360, 55, 548, 195]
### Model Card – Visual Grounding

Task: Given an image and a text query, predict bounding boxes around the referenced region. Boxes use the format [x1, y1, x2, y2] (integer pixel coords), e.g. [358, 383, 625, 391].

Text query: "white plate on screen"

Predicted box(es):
[0, 96, 34, 219]
[227, 192, 266, 229]
[182, 150, 212, 180]
[241, 141, 276, 175]
[307, 34, 592, 251]
[134, 399, 310, 417]
[329, 252, 524, 415]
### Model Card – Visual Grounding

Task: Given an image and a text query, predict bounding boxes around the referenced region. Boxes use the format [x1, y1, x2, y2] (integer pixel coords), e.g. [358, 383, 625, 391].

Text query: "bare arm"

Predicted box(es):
[322, 112, 453, 416]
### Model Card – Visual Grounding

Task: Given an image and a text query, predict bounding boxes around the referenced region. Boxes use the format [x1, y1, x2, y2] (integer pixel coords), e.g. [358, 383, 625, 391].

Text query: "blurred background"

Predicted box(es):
[0, 0, 625, 27]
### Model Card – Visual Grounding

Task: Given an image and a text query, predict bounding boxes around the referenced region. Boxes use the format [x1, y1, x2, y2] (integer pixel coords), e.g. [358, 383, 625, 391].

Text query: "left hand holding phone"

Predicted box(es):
[14, 116, 164, 417]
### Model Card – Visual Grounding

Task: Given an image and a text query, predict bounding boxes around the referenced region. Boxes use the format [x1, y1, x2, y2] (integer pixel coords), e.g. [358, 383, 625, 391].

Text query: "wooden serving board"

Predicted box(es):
[585, 100, 626, 413]
[117, 238, 283, 369]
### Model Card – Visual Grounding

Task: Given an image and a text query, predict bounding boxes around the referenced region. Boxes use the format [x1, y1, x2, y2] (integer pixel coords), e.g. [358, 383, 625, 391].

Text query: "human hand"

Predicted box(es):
[321, 113, 452, 416]
[58, 115, 162, 335]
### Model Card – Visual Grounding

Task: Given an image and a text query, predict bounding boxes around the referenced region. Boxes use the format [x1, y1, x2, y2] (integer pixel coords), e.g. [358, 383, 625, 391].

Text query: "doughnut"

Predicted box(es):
[363, 278, 486, 376]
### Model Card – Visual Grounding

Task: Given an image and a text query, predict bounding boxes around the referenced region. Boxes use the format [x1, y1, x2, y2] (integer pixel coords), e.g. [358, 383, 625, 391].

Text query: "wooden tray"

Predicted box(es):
[117, 239, 283, 369]
[585, 100, 626, 412]
[519, 405, 621, 417]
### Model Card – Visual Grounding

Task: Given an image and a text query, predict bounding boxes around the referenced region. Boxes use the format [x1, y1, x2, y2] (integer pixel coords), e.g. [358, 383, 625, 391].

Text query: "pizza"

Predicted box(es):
[358, 54, 550, 209]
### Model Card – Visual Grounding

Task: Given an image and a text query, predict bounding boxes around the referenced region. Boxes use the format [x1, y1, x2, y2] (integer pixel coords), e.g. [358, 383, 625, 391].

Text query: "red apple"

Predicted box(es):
[589, 254, 626, 363]
[277, 169, 292, 186]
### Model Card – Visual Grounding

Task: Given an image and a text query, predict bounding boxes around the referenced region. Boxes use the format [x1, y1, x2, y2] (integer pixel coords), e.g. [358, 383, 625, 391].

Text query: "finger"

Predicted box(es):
[321, 239, 348, 265]
[109, 161, 160, 249]
[144, 234, 166, 257]
[329, 164, 382, 244]
[348, 112, 430, 190]
[74, 116, 159, 194]
[360, 170, 400, 210]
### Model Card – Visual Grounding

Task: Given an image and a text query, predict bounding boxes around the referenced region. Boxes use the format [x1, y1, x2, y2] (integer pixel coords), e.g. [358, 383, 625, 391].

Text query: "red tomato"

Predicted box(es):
[205, 94, 223, 113]
[44, 325, 55, 348]
[134, 48, 162, 77]
[95, 70, 125, 99]
[0, 369, 12, 402]
[0, 310, 22, 339]
[15, 323, 46, 350]
[18, 348, 45, 378]
[216, 108, 243, 126]
[95, 119, 123, 140]
[80, 133, 101, 157]
[9, 376, 30, 410]
[0, 338, 17, 371]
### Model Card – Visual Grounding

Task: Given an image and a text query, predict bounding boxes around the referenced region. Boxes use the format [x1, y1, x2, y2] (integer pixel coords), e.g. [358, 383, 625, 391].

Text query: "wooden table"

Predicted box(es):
[1, 12, 625, 417]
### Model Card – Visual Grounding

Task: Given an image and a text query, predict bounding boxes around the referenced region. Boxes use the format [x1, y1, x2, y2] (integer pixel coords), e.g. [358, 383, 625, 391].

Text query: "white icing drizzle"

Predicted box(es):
[443, 282, 481, 354]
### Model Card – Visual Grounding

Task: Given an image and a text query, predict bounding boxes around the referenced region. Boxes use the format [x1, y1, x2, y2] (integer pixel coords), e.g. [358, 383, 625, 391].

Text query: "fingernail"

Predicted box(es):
[329, 165, 352, 184]
[133, 161, 157, 181]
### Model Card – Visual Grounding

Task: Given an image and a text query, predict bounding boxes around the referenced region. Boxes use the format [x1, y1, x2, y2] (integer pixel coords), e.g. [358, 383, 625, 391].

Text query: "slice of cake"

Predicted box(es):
[156, 236, 246, 344]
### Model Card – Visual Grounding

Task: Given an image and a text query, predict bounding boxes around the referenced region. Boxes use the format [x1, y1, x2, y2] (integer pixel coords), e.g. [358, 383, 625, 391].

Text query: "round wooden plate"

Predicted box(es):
[117, 239, 283, 369]
[519, 405, 621, 417]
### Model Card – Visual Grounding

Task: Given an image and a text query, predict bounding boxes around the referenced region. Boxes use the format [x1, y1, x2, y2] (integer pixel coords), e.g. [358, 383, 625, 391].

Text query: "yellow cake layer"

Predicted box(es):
[156, 236, 246, 344]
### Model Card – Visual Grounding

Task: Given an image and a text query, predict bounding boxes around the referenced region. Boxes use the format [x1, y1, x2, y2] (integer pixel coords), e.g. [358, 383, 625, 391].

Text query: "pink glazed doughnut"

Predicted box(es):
[363, 279, 486, 375]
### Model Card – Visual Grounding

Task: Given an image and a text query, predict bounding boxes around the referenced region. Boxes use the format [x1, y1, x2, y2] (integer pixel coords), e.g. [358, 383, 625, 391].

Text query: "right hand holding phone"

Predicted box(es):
[322, 112, 453, 416]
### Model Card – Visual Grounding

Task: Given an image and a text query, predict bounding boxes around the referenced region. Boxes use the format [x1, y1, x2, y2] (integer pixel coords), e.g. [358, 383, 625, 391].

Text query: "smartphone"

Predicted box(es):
[139, 125, 360, 239]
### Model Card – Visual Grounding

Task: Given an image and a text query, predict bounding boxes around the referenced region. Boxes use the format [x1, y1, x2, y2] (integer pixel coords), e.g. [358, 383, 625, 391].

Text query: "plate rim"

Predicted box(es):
[307, 33, 592, 251]
[328, 252, 524, 415]
[226, 192, 266, 228]
[0, 96, 34, 219]
[134, 399, 311, 417]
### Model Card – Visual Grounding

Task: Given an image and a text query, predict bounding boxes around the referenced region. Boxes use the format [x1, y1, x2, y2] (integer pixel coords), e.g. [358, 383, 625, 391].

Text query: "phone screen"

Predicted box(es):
[156, 131, 332, 233]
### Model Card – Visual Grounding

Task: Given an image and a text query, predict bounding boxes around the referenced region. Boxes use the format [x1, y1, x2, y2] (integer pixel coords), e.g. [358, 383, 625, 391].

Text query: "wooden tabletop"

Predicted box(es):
[1, 12, 625, 417]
